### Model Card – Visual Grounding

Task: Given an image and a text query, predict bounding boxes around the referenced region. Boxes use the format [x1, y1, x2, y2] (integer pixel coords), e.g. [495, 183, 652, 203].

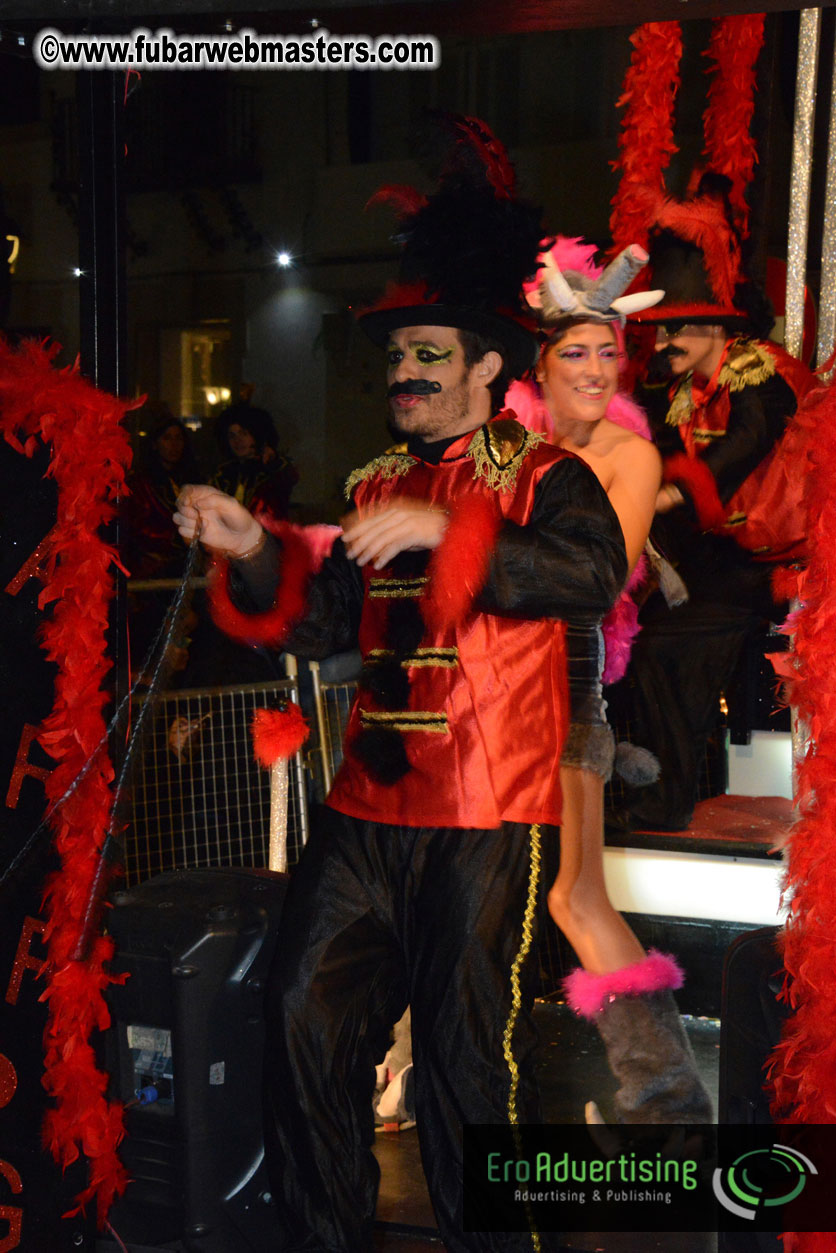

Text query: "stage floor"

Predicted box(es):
[373, 1000, 721, 1252]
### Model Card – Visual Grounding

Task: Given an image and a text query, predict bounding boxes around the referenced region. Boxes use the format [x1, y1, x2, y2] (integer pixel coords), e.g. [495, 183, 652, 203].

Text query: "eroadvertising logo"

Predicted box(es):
[463, 1124, 833, 1234]
[712, 1144, 817, 1220]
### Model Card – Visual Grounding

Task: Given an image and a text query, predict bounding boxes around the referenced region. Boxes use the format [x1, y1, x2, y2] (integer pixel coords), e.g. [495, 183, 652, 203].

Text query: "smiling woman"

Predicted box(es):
[537, 321, 621, 438]
[507, 236, 713, 1125]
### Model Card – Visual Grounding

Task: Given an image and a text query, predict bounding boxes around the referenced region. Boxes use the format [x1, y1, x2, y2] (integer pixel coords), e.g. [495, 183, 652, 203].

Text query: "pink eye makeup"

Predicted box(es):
[557, 346, 621, 364]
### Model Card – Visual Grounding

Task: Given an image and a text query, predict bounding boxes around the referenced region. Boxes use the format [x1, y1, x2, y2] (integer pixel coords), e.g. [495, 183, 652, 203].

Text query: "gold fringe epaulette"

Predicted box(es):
[666, 339, 777, 426]
[344, 443, 412, 500]
[718, 339, 776, 392]
[468, 419, 543, 493]
[666, 378, 693, 427]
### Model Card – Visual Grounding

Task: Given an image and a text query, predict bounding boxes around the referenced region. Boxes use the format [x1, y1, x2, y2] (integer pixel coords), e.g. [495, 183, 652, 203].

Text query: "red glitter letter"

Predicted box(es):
[5, 919, 45, 1007]
[4, 726, 52, 810]
[3, 528, 57, 597]
[0, 1160, 22, 1252]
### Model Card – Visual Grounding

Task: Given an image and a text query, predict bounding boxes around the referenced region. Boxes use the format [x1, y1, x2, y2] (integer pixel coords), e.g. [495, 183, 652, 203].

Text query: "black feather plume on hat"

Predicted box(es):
[360, 113, 544, 378]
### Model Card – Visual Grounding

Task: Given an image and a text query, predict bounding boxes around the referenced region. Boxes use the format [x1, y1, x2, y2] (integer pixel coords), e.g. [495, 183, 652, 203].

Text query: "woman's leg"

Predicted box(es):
[548, 764, 645, 972]
[552, 769, 712, 1124]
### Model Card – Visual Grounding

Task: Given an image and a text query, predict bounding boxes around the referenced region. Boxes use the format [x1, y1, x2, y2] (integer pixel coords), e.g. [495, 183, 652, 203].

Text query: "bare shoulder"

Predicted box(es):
[596, 420, 661, 477]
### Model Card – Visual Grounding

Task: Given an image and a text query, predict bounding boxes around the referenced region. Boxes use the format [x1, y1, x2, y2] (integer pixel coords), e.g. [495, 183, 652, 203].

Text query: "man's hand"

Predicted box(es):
[173, 485, 263, 558]
[655, 484, 684, 515]
[341, 501, 448, 569]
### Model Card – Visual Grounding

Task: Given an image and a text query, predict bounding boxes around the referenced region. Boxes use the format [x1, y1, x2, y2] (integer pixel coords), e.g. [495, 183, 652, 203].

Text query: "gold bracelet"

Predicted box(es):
[230, 529, 267, 562]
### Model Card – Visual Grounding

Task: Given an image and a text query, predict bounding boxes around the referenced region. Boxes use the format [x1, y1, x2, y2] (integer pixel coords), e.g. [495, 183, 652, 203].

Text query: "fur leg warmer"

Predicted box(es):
[564, 951, 713, 1124]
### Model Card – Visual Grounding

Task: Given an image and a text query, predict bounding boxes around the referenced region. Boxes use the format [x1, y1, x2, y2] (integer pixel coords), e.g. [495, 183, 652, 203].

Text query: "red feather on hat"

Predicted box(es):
[446, 113, 517, 200]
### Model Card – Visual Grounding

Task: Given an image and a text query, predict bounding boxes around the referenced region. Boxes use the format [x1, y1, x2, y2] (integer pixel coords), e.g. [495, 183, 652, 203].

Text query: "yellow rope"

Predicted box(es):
[501, 823, 542, 1253]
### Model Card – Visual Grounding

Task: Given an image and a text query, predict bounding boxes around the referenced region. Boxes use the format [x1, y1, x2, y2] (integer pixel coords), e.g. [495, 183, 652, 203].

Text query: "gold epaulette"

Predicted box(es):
[469, 419, 544, 493]
[718, 339, 776, 392]
[344, 443, 412, 500]
[666, 378, 693, 427]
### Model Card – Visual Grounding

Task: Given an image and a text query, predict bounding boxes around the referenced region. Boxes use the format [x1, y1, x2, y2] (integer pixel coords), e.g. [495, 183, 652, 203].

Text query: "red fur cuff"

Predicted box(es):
[207, 522, 312, 646]
[423, 494, 502, 631]
[663, 452, 727, 530]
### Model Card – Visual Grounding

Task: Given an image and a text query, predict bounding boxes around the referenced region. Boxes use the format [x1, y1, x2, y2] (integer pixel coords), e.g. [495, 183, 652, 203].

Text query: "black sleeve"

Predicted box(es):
[701, 373, 797, 504]
[477, 456, 628, 620]
[229, 532, 364, 660]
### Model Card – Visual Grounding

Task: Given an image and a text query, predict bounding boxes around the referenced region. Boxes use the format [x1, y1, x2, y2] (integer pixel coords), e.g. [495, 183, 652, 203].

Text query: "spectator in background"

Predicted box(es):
[122, 408, 200, 679]
[211, 400, 298, 522]
[124, 408, 199, 579]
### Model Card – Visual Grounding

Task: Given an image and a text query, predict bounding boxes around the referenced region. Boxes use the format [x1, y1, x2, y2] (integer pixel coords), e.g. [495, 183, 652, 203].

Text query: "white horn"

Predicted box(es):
[540, 254, 579, 314]
[588, 245, 648, 311]
[610, 289, 666, 315]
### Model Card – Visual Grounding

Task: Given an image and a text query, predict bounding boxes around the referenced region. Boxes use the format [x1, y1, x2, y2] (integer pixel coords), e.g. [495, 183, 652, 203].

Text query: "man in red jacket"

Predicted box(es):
[177, 319, 628, 1253]
[175, 118, 637, 1253]
[616, 175, 812, 833]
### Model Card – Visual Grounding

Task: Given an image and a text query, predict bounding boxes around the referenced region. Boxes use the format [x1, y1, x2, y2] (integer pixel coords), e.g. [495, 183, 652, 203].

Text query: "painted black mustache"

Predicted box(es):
[388, 380, 442, 398]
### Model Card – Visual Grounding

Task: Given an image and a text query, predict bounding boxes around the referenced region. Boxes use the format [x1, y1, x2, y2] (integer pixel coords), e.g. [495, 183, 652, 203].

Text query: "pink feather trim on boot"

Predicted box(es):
[563, 950, 685, 1019]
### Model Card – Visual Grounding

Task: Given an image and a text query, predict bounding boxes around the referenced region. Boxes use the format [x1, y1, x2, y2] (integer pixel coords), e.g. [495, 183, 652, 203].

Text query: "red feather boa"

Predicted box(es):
[768, 378, 836, 1132]
[663, 452, 727, 530]
[0, 337, 134, 1225]
[422, 494, 502, 632]
[702, 14, 766, 238]
[609, 22, 682, 254]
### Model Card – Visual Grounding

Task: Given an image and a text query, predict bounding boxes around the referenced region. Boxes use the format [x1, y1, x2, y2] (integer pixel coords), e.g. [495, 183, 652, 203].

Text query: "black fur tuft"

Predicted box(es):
[353, 727, 411, 785]
[386, 600, 425, 655]
[359, 659, 410, 710]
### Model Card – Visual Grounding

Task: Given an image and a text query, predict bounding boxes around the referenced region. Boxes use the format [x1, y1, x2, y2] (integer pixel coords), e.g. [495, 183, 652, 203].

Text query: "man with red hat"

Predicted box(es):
[175, 117, 627, 1252]
[614, 174, 812, 834]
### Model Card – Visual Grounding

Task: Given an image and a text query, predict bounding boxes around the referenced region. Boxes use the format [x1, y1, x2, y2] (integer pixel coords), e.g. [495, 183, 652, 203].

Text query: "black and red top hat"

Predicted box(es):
[358, 114, 543, 379]
[629, 173, 772, 336]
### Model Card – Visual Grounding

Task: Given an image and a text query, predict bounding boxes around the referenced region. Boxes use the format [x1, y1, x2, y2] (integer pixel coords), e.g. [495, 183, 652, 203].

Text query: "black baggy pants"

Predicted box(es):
[263, 807, 557, 1253]
[621, 534, 781, 831]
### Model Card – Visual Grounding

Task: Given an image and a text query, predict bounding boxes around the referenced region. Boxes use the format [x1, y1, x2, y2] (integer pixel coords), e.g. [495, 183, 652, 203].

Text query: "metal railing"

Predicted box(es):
[125, 670, 309, 886]
[308, 659, 357, 798]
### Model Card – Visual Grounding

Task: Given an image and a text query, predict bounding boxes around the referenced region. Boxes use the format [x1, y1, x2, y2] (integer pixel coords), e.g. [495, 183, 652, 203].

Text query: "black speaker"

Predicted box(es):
[103, 867, 286, 1252]
[718, 925, 788, 1124]
[717, 928, 790, 1253]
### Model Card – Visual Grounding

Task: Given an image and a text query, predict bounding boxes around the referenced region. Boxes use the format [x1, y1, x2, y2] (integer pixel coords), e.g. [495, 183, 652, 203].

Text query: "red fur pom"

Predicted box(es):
[207, 521, 312, 646]
[251, 703, 310, 767]
[423, 494, 502, 632]
[663, 452, 727, 530]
